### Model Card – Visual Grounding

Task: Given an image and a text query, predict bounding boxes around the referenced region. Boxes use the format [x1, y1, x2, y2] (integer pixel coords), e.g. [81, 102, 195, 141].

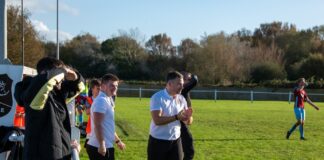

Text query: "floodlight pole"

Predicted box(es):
[56, 0, 59, 60]
[0, 0, 7, 61]
[21, 0, 24, 65]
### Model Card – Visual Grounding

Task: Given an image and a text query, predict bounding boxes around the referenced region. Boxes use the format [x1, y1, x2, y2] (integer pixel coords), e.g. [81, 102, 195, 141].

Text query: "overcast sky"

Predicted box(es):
[7, 0, 324, 45]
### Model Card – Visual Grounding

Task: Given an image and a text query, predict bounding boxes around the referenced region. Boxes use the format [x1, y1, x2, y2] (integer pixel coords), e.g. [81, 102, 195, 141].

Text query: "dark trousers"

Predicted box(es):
[181, 121, 195, 160]
[86, 144, 115, 160]
[84, 138, 89, 148]
[147, 135, 183, 160]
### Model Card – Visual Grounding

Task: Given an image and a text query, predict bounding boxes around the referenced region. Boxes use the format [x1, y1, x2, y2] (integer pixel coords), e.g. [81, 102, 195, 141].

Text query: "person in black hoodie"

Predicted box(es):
[180, 71, 198, 160]
[14, 57, 85, 160]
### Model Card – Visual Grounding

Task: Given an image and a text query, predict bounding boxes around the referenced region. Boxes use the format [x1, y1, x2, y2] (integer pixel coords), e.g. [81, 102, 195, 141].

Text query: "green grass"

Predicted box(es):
[80, 97, 324, 160]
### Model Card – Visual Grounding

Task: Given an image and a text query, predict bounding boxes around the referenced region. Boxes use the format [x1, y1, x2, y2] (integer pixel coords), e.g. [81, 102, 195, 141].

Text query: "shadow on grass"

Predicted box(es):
[194, 138, 288, 141]
[121, 138, 288, 142]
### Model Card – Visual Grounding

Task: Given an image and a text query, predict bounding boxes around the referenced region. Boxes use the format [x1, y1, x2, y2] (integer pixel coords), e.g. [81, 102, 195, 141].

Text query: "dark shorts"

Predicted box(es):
[86, 144, 115, 160]
[147, 135, 183, 160]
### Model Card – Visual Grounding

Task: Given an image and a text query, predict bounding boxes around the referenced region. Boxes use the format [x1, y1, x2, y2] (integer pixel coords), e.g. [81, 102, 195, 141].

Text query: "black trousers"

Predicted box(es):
[86, 144, 115, 160]
[147, 135, 183, 160]
[181, 121, 195, 160]
[84, 138, 89, 148]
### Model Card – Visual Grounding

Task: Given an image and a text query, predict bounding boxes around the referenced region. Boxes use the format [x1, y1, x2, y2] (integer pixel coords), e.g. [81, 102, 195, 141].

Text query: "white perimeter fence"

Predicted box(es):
[118, 88, 324, 103]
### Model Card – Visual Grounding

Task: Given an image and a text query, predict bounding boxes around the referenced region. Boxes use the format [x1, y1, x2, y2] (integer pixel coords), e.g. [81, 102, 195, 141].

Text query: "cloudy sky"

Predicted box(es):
[7, 0, 324, 45]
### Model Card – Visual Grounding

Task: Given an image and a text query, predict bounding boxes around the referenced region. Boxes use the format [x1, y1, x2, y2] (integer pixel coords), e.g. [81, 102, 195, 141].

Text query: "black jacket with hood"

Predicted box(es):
[15, 69, 85, 160]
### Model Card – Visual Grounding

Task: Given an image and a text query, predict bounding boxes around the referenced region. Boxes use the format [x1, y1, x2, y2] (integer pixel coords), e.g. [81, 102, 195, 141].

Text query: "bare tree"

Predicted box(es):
[7, 6, 45, 67]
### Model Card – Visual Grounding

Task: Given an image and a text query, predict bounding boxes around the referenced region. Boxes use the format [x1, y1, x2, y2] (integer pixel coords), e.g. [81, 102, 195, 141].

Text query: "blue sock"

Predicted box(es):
[299, 125, 304, 138]
[79, 114, 83, 124]
[289, 124, 298, 133]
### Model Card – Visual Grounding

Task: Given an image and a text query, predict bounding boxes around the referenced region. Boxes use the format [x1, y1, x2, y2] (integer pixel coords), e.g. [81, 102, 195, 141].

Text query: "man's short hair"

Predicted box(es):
[166, 71, 183, 82]
[101, 74, 119, 84]
[90, 79, 101, 89]
[36, 57, 65, 73]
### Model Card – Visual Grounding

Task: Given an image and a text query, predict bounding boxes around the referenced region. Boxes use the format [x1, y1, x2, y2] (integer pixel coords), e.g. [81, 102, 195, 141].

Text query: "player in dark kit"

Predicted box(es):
[180, 72, 198, 160]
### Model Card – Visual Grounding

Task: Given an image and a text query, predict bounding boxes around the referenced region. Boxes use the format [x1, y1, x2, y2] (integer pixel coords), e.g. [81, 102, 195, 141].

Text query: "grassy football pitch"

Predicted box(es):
[79, 97, 324, 160]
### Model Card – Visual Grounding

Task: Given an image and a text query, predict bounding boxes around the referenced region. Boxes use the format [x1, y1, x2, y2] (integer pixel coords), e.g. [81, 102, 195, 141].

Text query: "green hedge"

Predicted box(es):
[123, 79, 324, 89]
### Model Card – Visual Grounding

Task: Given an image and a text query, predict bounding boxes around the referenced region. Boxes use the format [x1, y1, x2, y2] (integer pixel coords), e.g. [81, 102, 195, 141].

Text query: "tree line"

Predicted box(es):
[7, 6, 324, 86]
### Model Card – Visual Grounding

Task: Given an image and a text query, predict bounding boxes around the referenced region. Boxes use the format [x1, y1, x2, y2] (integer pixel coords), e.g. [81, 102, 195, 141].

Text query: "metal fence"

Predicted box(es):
[118, 88, 324, 103]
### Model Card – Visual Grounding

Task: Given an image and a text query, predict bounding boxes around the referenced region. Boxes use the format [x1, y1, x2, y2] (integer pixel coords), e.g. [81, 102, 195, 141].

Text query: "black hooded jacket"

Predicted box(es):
[181, 75, 198, 108]
[14, 69, 85, 160]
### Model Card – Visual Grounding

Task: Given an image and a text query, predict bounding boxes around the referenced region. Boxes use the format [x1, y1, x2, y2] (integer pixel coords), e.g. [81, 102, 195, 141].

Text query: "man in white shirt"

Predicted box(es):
[148, 71, 193, 160]
[86, 74, 125, 160]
